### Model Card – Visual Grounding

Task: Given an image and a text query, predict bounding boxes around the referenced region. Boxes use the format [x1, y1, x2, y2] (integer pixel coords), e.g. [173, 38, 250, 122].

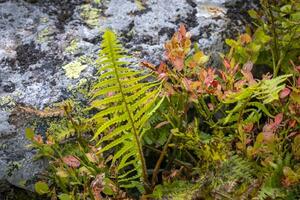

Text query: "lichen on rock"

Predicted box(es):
[80, 4, 102, 28]
[63, 58, 88, 79]
[0, 0, 259, 193]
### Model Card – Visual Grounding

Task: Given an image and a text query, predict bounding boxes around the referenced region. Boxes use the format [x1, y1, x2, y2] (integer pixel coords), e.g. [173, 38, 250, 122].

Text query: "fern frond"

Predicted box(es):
[224, 74, 291, 104]
[90, 29, 162, 191]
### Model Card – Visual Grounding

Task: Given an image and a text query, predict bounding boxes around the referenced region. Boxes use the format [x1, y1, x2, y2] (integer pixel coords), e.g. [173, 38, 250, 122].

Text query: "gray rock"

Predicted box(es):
[0, 0, 258, 192]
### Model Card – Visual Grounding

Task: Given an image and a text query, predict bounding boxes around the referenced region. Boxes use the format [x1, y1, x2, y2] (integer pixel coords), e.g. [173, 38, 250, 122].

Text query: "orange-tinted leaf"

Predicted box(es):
[158, 62, 167, 74]
[34, 135, 43, 144]
[179, 24, 187, 38]
[243, 123, 254, 133]
[140, 61, 156, 71]
[164, 25, 191, 71]
[173, 57, 184, 71]
[62, 155, 80, 168]
[240, 33, 252, 44]
[288, 119, 297, 128]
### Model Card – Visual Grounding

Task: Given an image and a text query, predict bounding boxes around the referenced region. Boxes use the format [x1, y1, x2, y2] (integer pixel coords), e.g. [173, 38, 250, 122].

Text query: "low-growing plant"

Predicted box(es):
[26, 1, 300, 199]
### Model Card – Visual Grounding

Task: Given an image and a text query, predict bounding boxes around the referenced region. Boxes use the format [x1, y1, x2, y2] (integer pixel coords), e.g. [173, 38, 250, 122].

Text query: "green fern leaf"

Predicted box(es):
[90, 29, 162, 191]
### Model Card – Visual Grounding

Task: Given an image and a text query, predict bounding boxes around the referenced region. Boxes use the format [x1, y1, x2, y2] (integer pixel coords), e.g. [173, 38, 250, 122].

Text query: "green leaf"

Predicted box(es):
[225, 39, 239, 47]
[248, 9, 259, 19]
[34, 181, 49, 195]
[291, 12, 300, 20]
[280, 4, 292, 13]
[247, 102, 274, 117]
[58, 193, 72, 200]
[25, 128, 34, 140]
[254, 28, 272, 44]
[90, 29, 162, 189]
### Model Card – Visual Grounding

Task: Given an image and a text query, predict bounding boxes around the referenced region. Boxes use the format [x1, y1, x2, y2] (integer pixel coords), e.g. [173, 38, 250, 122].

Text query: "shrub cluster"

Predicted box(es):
[26, 1, 300, 199]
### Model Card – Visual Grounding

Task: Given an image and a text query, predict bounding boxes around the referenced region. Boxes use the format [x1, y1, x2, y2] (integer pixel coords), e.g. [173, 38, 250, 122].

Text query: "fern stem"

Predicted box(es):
[106, 34, 150, 192]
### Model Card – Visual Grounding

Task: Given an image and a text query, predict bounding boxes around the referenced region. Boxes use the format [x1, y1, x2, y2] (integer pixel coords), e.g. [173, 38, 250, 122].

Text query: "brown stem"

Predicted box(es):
[144, 145, 192, 169]
[151, 132, 173, 188]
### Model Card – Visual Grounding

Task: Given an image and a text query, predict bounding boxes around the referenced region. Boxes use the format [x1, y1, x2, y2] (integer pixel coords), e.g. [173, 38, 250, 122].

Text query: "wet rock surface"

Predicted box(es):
[0, 0, 258, 192]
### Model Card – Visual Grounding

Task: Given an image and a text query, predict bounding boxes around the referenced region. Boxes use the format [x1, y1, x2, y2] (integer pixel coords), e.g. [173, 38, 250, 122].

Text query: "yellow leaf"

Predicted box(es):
[56, 168, 68, 178]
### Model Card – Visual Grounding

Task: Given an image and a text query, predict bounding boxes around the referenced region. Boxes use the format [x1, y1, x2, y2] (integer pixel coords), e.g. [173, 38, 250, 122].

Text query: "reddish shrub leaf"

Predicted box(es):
[223, 59, 231, 70]
[280, 87, 291, 99]
[34, 135, 43, 144]
[173, 57, 184, 71]
[241, 62, 256, 85]
[288, 119, 297, 128]
[243, 123, 254, 133]
[179, 24, 187, 37]
[274, 113, 283, 126]
[62, 155, 80, 168]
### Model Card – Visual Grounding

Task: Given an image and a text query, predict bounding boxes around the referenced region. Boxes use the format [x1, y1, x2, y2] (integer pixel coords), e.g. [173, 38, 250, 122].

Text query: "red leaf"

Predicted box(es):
[223, 59, 231, 70]
[62, 155, 80, 168]
[243, 123, 254, 133]
[297, 77, 300, 87]
[274, 113, 283, 126]
[280, 87, 291, 99]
